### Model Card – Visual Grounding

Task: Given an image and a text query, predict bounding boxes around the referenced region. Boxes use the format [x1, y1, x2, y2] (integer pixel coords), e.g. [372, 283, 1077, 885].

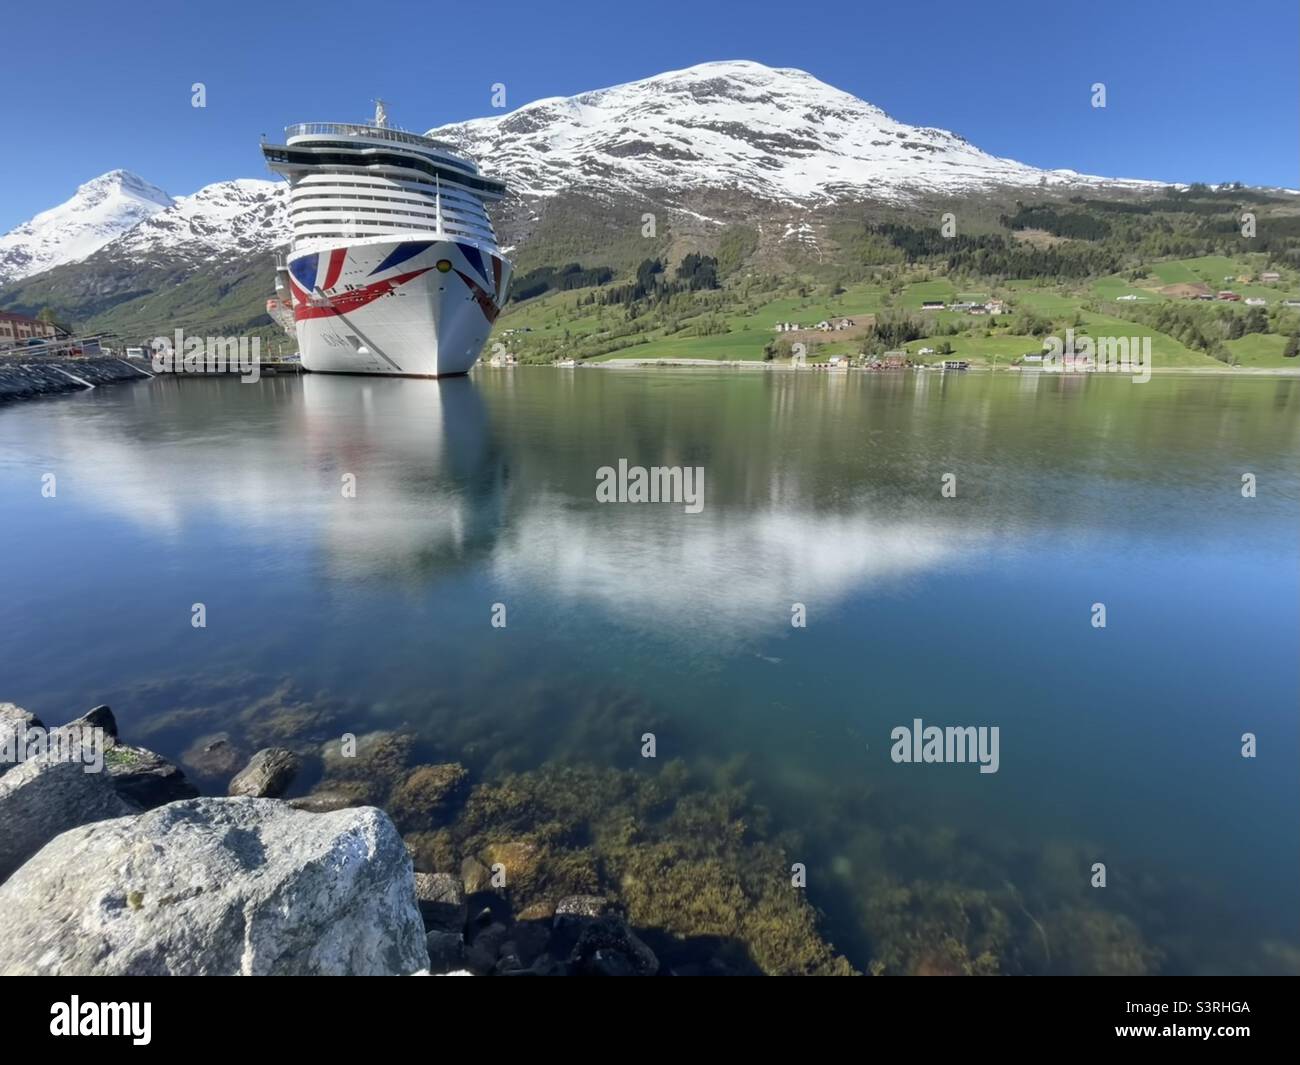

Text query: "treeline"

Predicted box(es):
[1070, 184, 1280, 216]
[509, 262, 615, 304]
[872, 223, 1123, 279]
[1001, 204, 1112, 240]
[594, 254, 721, 306]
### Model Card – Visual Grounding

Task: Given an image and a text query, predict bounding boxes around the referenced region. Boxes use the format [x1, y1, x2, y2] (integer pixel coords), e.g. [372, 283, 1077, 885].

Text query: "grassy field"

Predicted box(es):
[493, 254, 1300, 372]
[1226, 332, 1294, 366]
[1089, 254, 1300, 305]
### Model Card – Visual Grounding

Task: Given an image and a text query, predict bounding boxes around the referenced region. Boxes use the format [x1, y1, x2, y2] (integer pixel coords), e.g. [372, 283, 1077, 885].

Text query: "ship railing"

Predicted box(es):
[285, 122, 459, 154]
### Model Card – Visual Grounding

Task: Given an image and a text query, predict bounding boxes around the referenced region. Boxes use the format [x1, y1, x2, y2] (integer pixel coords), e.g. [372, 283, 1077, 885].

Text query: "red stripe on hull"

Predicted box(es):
[291, 267, 433, 321]
[322, 248, 347, 291]
[454, 269, 501, 324]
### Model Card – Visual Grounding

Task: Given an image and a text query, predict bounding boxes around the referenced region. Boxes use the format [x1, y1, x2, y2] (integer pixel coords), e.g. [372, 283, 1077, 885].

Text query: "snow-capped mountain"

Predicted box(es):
[426, 60, 1162, 207]
[106, 179, 287, 262]
[0, 170, 173, 284]
[1, 60, 1167, 288]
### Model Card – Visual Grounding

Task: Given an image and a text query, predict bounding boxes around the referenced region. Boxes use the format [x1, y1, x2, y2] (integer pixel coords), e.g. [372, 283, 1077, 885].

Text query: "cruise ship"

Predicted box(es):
[262, 104, 512, 377]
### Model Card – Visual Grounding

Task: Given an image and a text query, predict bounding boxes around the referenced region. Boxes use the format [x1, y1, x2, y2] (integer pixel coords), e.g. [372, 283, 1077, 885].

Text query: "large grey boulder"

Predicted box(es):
[0, 798, 429, 975]
[0, 754, 138, 882]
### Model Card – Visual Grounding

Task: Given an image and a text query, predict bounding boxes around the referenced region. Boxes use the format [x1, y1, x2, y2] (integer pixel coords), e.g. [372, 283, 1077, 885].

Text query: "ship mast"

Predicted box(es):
[373, 99, 388, 128]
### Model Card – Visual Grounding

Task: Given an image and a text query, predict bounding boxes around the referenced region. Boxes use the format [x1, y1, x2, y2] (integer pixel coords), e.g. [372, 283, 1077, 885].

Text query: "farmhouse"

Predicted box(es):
[1217, 291, 1241, 302]
[1244, 297, 1267, 306]
[921, 300, 945, 310]
[1261, 272, 1281, 282]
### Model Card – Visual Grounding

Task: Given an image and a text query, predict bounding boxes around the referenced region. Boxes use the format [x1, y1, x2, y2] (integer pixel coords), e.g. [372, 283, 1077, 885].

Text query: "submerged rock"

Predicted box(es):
[404, 828, 457, 873]
[517, 900, 557, 922]
[290, 777, 385, 813]
[319, 729, 413, 783]
[388, 762, 468, 826]
[0, 754, 138, 882]
[481, 839, 541, 884]
[554, 895, 614, 925]
[228, 747, 300, 798]
[461, 856, 492, 894]
[180, 732, 245, 779]
[568, 915, 659, 977]
[0, 797, 428, 975]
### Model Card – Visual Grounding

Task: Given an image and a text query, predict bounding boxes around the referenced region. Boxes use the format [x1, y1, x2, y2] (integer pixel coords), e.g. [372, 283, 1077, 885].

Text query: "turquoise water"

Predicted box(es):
[1, 368, 1297, 973]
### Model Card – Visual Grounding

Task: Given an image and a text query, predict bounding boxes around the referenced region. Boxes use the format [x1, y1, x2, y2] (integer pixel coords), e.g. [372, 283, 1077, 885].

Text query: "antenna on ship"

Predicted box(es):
[373, 99, 389, 128]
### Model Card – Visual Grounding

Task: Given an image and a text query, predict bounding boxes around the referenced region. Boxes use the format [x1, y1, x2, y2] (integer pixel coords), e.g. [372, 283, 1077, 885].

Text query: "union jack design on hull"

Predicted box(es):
[284, 238, 512, 377]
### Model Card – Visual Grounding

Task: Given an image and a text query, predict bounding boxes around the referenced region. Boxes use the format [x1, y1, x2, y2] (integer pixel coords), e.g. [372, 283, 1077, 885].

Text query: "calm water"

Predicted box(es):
[2, 368, 1297, 973]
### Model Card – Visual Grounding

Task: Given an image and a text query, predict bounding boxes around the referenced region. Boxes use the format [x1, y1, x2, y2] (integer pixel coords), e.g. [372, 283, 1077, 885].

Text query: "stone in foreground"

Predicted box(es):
[0, 754, 138, 882]
[0, 797, 428, 975]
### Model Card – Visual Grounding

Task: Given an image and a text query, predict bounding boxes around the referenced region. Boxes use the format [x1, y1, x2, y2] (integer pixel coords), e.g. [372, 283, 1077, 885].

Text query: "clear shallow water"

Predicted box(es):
[1, 368, 1297, 973]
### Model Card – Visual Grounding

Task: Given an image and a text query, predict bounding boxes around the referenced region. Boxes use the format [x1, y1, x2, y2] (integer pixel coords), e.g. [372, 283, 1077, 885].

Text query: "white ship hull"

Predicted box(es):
[285, 237, 512, 377]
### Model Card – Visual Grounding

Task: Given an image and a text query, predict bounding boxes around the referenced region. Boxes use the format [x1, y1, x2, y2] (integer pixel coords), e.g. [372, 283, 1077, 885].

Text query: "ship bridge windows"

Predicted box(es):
[264, 145, 504, 198]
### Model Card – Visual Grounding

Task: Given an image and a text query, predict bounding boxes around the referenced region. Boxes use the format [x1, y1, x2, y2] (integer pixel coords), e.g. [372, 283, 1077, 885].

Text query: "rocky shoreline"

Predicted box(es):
[0, 357, 153, 403]
[0, 701, 701, 976]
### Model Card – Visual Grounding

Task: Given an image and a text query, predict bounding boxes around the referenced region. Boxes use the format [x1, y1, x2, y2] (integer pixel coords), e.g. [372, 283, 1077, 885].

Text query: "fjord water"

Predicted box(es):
[1, 368, 1297, 973]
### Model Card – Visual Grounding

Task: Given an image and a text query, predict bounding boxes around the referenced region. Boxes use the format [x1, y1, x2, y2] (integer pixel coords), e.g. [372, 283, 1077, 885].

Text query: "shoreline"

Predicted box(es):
[576, 358, 1300, 376]
[0, 357, 154, 403]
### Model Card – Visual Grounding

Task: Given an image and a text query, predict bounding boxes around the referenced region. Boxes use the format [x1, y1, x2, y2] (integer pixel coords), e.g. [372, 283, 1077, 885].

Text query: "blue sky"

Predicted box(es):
[1, 0, 1296, 230]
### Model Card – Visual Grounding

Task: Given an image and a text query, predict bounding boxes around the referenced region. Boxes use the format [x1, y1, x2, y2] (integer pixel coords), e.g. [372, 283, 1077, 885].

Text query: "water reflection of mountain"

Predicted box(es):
[9, 369, 1298, 631]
